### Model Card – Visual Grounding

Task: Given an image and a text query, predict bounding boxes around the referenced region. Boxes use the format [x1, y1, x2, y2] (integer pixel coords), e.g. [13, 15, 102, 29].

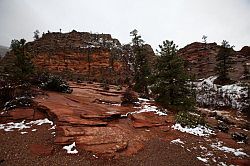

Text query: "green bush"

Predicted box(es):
[40, 74, 72, 93]
[4, 96, 33, 111]
[116, 85, 122, 91]
[175, 111, 205, 128]
[100, 83, 110, 91]
[121, 88, 139, 106]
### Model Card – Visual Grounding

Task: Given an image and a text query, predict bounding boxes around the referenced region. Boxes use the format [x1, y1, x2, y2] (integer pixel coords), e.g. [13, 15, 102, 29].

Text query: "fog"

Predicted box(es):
[0, 0, 249, 50]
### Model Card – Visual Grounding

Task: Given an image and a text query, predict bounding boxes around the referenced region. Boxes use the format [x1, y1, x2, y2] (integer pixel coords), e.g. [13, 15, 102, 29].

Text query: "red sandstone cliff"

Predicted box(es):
[1, 31, 156, 84]
[178, 42, 250, 81]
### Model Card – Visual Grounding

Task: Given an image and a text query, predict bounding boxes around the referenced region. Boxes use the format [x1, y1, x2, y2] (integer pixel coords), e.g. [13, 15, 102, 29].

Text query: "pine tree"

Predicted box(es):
[33, 30, 40, 40]
[10, 39, 34, 81]
[215, 40, 234, 85]
[151, 40, 195, 111]
[130, 29, 150, 95]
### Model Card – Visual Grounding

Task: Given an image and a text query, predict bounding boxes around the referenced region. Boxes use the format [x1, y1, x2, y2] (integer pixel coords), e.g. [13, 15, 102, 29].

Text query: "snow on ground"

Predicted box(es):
[171, 123, 214, 137]
[170, 138, 184, 144]
[138, 98, 150, 102]
[121, 98, 167, 117]
[133, 105, 167, 116]
[210, 141, 249, 157]
[196, 157, 208, 163]
[63, 142, 78, 154]
[122, 103, 167, 117]
[0, 118, 53, 132]
[195, 76, 248, 110]
[27, 118, 53, 126]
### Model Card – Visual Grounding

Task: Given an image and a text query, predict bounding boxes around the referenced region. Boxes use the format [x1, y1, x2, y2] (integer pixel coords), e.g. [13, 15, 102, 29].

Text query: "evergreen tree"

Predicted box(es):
[202, 35, 207, 43]
[33, 30, 40, 40]
[10, 39, 34, 81]
[130, 29, 150, 95]
[151, 40, 195, 111]
[215, 40, 234, 84]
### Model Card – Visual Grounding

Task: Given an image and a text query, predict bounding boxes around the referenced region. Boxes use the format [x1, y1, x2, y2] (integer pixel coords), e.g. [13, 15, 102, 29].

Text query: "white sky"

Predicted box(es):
[0, 0, 249, 51]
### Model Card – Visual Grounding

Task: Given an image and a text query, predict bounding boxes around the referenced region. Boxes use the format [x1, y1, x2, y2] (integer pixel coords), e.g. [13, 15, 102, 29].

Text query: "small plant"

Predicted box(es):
[116, 85, 122, 91]
[100, 83, 110, 91]
[175, 111, 205, 128]
[121, 88, 139, 106]
[0, 84, 15, 105]
[4, 96, 33, 111]
[0, 77, 32, 108]
[40, 74, 72, 93]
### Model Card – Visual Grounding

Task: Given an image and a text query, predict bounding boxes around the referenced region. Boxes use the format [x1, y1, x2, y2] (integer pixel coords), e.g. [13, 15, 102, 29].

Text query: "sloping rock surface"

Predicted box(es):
[34, 82, 169, 156]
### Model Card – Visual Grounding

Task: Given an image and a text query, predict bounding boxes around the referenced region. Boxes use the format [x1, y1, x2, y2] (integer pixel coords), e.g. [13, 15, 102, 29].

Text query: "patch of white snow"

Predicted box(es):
[197, 157, 208, 163]
[63, 142, 78, 154]
[172, 124, 214, 137]
[211, 142, 249, 157]
[170, 138, 185, 144]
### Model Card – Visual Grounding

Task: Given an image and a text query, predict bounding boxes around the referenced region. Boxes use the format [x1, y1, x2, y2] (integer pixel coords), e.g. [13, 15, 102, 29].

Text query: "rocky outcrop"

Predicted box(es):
[0, 30, 156, 84]
[178, 42, 250, 81]
[26, 31, 128, 84]
[34, 82, 169, 156]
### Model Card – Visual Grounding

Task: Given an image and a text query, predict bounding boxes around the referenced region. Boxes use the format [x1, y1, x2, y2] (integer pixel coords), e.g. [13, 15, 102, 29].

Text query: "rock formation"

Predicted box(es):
[178, 42, 250, 81]
[0, 30, 155, 84]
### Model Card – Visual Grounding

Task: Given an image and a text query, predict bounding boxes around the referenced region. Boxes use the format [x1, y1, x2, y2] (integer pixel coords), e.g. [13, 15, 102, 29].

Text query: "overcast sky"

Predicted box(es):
[0, 0, 249, 50]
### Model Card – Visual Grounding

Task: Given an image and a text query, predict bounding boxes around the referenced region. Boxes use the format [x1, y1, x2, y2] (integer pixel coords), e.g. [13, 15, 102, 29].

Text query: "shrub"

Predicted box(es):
[121, 88, 139, 106]
[175, 111, 205, 128]
[40, 74, 72, 93]
[100, 83, 110, 91]
[0, 78, 31, 108]
[116, 85, 122, 91]
[4, 96, 33, 111]
[0, 84, 15, 105]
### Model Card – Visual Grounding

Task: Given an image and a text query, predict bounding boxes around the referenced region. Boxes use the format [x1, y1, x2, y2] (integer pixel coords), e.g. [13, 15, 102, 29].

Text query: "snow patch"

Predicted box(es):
[122, 104, 167, 117]
[170, 138, 184, 144]
[211, 142, 249, 157]
[197, 157, 208, 163]
[49, 125, 56, 130]
[172, 124, 214, 137]
[93, 154, 98, 158]
[0, 118, 53, 132]
[138, 98, 150, 102]
[195, 76, 248, 110]
[63, 142, 78, 154]
[27, 118, 53, 126]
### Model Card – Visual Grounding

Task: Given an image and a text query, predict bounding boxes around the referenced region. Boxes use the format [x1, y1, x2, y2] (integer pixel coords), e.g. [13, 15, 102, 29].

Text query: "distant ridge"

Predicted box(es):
[0, 45, 9, 59]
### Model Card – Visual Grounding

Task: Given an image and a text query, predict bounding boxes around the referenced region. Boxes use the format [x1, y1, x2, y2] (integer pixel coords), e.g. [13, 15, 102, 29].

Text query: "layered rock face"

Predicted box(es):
[26, 30, 129, 83]
[178, 42, 250, 81]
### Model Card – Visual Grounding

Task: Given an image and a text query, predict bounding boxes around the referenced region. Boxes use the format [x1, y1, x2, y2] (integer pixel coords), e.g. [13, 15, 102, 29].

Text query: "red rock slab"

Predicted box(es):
[79, 141, 128, 154]
[30, 144, 54, 156]
[8, 108, 34, 120]
[58, 116, 107, 126]
[57, 126, 86, 137]
[230, 159, 250, 166]
[75, 127, 126, 144]
[73, 126, 128, 154]
[54, 136, 74, 145]
[80, 111, 121, 121]
[130, 112, 167, 128]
